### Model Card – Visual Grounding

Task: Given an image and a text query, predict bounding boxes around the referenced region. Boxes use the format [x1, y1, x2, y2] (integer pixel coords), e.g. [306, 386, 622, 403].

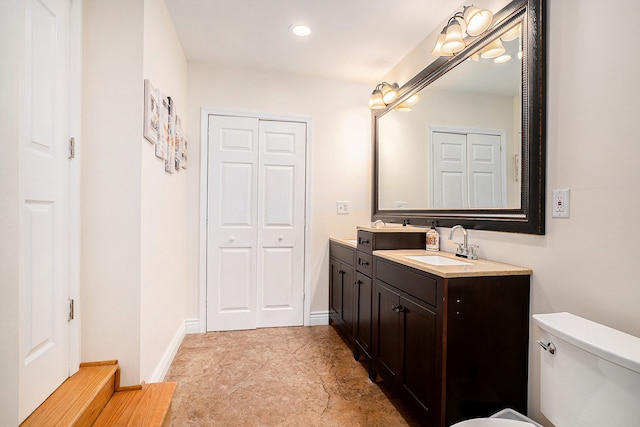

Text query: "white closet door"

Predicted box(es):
[467, 133, 503, 208]
[432, 132, 467, 209]
[257, 121, 306, 328]
[207, 116, 259, 331]
[20, 0, 71, 420]
[206, 116, 306, 331]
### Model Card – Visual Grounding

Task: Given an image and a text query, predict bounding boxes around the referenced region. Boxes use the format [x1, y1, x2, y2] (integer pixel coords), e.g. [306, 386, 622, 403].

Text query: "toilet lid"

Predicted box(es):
[451, 418, 536, 427]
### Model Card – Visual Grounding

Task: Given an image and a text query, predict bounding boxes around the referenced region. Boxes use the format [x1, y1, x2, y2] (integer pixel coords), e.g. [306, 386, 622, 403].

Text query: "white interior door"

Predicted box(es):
[431, 130, 504, 209]
[207, 116, 259, 331]
[467, 133, 503, 208]
[431, 132, 467, 209]
[257, 121, 306, 328]
[19, 0, 71, 420]
[206, 116, 306, 331]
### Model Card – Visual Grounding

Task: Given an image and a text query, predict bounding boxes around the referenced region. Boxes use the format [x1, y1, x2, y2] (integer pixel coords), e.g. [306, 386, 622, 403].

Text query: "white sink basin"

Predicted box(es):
[405, 255, 471, 266]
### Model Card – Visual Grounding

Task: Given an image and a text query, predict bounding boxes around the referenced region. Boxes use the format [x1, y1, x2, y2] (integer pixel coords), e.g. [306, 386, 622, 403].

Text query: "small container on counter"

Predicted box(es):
[426, 221, 440, 251]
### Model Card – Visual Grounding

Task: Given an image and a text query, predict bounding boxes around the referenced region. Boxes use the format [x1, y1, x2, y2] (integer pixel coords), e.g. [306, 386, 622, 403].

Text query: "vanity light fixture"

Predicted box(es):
[463, 5, 493, 36]
[432, 4, 494, 56]
[395, 94, 420, 112]
[368, 82, 399, 110]
[480, 38, 506, 59]
[441, 19, 466, 54]
[431, 29, 454, 56]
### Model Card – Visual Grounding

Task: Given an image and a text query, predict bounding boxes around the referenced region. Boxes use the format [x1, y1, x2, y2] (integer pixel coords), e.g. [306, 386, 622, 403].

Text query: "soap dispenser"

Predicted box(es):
[426, 221, 440, 252]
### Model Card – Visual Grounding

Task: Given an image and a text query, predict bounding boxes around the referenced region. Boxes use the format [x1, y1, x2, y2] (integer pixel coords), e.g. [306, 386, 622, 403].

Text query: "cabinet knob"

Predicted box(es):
[278, 235, 284, 241]
[229, 236, 235, 242]
[360, 260, 369, 266]
[391, 305, 406, 313]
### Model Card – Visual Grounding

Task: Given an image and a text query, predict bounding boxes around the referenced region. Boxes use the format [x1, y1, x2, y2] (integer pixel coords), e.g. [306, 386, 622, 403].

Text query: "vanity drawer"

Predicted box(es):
[357, 229, 426, 254]
[356, 252, 373, 277]
[330, 241, 355, 266]
[374, 257, 437, 307]
[357, 230, 373, 252]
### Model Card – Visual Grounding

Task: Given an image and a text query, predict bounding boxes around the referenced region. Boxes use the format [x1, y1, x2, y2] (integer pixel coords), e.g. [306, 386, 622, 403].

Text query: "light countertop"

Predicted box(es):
[329, 237, 357, 248]
[374, 249, 532, 278]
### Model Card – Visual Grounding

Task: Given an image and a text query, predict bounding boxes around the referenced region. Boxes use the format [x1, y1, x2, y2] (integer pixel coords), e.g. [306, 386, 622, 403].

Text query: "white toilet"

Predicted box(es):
[452, 312, 640, 426]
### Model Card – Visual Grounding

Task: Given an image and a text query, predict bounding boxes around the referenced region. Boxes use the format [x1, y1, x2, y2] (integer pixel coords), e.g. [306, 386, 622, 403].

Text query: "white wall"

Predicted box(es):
[383, 0, 640, 424]
[140, 0, 188, 382]
[0, 1, 24, 423]
[185, 63, 372, 319]
[82, 0, 188, 386]
[81, 0, 144, 385]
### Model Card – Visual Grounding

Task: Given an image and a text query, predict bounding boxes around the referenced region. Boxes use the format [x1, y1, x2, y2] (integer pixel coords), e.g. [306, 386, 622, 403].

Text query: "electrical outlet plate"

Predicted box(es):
[336, 201, 349, 214]
[552, 189, 570, 218]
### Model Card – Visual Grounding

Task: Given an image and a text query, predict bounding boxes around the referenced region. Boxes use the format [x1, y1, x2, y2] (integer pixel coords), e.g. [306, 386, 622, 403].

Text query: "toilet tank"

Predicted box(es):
[533, 312, 640, 427]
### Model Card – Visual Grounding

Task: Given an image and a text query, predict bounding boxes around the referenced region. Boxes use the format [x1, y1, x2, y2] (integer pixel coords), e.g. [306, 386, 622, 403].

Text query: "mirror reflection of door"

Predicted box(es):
[431, 129, 506, 209]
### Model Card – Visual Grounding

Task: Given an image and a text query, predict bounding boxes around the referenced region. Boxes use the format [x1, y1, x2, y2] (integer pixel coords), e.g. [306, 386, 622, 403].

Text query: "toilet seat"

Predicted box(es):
[451, 418, 536, 427]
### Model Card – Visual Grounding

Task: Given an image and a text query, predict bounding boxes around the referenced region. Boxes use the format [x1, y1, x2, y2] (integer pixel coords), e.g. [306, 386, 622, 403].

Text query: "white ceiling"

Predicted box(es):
[164, 0, 464, 84]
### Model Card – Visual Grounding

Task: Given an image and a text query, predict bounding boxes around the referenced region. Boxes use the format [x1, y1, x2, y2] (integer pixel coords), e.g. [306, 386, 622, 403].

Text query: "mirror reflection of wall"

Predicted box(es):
[377, 21, 523, 211]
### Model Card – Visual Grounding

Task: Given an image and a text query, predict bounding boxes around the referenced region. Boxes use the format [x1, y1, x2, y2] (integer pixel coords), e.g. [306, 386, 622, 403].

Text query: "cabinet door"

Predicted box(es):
[402, 296, 437, 423]
[354, 272, 372, 358]
[341, 265, 355, 333]
[373, 282, 402, 385]
[329, 258, 343, 321]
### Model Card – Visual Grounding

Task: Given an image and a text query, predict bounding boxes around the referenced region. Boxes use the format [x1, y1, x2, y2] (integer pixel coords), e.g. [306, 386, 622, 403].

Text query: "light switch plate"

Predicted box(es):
[552, 189, 570, 218]
[336, 201, 349, 214]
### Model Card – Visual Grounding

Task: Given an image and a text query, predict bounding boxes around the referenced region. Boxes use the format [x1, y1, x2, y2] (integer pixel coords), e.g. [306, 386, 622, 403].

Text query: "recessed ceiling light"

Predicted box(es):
[290, 24, 311, 37]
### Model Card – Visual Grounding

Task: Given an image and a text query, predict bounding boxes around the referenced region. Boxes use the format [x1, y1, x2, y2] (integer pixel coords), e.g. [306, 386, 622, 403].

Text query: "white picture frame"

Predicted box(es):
[156, 93, 168, 160]
[143, 79, 160, 144]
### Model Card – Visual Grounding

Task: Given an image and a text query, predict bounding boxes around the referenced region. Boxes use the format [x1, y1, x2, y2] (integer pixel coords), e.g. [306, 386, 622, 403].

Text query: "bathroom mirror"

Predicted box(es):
[373, 0, 545, 234]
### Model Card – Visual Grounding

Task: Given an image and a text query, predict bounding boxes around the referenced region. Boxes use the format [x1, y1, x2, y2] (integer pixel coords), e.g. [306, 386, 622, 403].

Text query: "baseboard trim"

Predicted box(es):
[309, 311, 329, 326]
[149, 322, 185, 383]
[185, 318, 200, 334]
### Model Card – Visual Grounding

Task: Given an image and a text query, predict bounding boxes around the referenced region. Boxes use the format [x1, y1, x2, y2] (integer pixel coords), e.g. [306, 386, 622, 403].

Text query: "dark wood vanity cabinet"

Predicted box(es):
[353, 230, 426, 361]
[329, 241, 356, 339]
[372, 257, 530, 427]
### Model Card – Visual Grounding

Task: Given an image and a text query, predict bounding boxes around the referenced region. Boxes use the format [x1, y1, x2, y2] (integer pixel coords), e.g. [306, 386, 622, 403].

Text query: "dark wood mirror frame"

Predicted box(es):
[372, 0, 545, 235]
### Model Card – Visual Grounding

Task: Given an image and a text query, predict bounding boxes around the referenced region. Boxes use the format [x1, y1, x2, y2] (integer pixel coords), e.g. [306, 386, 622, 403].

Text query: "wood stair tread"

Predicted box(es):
[93, 382, 177, 427]
[21, 361, 119, 427]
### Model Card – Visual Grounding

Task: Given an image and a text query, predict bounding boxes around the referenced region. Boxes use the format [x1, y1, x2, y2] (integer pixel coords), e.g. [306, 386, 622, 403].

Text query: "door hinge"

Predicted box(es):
[68, 298, 75, 321]
[68, 137, 75, 159]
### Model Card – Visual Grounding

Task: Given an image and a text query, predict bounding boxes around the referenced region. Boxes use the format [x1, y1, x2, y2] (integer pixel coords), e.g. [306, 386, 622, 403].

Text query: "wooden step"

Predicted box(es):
[21, 361, 119, 427]
[93, 382, 177, 427]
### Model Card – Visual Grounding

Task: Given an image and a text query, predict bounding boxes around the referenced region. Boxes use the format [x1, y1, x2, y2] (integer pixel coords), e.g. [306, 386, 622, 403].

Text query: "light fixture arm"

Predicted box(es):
[447, 12, 465, 26]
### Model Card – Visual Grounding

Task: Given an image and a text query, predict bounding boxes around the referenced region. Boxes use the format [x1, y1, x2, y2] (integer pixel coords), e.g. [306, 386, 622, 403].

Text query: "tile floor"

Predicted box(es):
[165, 325, 419, 426]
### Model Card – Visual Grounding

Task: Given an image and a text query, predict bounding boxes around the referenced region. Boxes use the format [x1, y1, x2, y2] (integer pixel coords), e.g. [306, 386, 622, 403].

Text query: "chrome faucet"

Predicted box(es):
[449, 225, 478, 260]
